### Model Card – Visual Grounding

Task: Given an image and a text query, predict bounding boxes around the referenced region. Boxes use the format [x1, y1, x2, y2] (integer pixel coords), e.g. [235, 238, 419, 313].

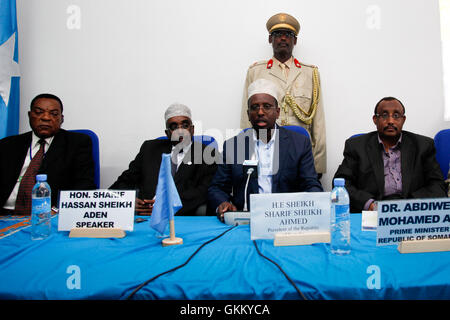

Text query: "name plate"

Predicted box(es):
[250, 192, 331, 240]
[57, 190, 136, 231]
[376, 198, 450, 246]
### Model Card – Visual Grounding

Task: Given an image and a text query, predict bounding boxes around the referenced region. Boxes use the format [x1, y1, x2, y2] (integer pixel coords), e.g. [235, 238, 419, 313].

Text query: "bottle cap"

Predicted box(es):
[36, 174, 47, 182]
[333, 178, 345, 187]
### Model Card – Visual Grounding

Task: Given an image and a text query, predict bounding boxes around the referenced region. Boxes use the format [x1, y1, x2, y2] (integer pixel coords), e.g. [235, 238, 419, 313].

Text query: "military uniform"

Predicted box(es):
[240, 12, 327, 174]
[240, 56, 327, 174]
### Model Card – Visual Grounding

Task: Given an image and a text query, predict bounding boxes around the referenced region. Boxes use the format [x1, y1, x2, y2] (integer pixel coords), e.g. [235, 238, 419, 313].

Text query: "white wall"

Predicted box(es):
[16, 0, 449, 191]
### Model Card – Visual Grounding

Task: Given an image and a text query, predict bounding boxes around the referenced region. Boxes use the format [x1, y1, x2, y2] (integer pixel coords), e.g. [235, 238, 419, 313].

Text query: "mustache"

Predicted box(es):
[252, 118, 268, 124]
[383, 125, 398, 131]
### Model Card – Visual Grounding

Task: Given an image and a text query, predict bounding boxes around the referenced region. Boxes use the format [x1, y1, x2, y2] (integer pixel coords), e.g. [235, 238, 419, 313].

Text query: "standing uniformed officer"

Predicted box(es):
[240, 13, 326, 176]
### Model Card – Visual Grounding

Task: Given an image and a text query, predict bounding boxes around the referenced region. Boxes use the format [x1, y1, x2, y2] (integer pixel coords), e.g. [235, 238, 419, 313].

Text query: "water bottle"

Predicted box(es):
[330, 178, 350, 255]
[31, 174, 51, 240]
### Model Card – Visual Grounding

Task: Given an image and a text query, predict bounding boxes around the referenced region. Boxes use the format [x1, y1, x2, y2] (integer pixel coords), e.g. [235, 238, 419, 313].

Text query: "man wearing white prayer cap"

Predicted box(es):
[110, 103, 217, 216]
[246, 78, 282, 143]
[208, 79, 323, 222]
[164, 103, 194, 147]
[164, 103, 192, 122]
[247, 78, 282, 106]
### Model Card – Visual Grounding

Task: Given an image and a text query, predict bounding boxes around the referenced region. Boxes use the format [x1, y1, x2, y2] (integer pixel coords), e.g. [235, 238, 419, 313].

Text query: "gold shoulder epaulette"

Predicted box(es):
[299, 62, 318, 69]
[249, 60, 268, 68]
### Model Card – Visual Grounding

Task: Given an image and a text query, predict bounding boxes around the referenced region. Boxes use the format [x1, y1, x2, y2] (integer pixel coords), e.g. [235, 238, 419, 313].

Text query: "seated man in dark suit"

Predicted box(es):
[333, 96, 447, 213]
[110, 103, 217, 216]
[0, 93, 97, 215]
[208, 79, 323, 222]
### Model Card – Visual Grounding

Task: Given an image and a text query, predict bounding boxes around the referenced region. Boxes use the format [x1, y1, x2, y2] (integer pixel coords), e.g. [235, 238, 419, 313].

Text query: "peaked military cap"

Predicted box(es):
[266, 13, 300, 35]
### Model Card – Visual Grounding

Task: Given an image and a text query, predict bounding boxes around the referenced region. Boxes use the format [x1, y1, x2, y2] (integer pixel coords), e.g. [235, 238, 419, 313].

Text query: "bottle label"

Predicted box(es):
[32, 198, 51, 214]
[335, 204, 349, 219]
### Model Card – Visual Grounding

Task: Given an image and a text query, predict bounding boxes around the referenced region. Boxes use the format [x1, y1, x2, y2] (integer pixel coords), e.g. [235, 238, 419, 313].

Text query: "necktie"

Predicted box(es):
[280, 63, 289, 80]
[15, 139, 46, 215]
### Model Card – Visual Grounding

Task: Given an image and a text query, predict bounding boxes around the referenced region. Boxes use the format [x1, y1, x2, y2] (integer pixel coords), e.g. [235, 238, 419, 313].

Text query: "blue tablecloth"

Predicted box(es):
[0, 214, 449, 300]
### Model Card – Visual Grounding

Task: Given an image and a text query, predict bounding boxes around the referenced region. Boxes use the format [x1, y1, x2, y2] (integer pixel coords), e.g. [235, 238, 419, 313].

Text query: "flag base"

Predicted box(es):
[162, 236, 183, 247]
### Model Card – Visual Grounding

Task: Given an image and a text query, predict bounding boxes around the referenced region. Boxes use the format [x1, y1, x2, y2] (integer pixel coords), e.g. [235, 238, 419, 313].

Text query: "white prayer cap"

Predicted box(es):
[164, 103, 192, 122]
[247, 79, 281, 105]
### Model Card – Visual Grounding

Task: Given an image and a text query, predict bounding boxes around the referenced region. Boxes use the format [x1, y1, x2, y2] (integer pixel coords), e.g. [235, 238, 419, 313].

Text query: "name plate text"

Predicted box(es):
[250, 192, 331, 240]
[58, 190, 136, 231]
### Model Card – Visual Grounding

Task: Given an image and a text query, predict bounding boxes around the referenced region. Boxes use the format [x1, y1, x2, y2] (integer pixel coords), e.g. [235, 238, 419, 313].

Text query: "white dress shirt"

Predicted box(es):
[252, 128, 277, 194]
[170, 141, 192, 171]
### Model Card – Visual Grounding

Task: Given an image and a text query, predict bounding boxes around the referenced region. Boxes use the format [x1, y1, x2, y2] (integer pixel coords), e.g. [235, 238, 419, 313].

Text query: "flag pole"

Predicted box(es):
[162, 219, 183, 247]
[151, 153, 183, 247]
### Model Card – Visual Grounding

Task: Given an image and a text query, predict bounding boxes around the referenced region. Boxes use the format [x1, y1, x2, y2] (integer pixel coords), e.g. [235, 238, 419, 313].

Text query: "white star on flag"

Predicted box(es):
[0, 32, 20, 107]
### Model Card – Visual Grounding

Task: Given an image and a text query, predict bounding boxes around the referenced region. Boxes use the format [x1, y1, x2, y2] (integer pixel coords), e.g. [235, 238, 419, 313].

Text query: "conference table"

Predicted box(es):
[0, 213, 449, 300]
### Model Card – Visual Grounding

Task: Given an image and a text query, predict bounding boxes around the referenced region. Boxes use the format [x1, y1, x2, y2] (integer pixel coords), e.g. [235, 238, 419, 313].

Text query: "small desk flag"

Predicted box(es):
[0, 0, 21, 139]
[150, 153, 182, 234]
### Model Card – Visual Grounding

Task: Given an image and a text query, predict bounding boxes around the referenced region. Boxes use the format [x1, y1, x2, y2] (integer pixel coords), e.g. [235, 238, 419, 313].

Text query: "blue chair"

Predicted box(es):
[156, 135, 218, 149]
[194, 135, 217, 149]
[282, 125, 310, 138]
[434, 129, 450, 178]
[70, 129, 100, 189]
[351, 133, 365, 138]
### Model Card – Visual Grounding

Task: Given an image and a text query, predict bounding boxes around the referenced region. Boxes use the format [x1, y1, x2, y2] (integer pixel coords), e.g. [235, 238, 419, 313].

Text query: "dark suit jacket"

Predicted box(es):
[0, 129, 97, 211]
[208, 127, 323, 211]
[333, 131, 448, 213]
[109, 139, 217, 216]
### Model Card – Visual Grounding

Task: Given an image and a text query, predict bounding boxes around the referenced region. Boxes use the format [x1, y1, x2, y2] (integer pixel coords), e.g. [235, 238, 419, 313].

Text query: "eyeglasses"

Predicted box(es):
[271, 30, 296, 38]
[249, 104, 276, 112]
[167, 122, 192, 131]
[375, 112, 405, 120]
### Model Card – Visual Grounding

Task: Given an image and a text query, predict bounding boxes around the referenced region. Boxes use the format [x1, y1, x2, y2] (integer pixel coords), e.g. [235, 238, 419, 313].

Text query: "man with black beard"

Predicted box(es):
[210, 79, 322, 222]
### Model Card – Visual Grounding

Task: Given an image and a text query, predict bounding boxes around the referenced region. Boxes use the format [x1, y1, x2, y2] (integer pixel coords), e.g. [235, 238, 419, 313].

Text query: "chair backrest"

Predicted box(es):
[434, 129, 450, 178]
[156, 135, 218, 149]
[351, 133, 365, 139]
[69, 129, 100, 189]
[194, 135, 217, 149]
[282, 125, 310, 138]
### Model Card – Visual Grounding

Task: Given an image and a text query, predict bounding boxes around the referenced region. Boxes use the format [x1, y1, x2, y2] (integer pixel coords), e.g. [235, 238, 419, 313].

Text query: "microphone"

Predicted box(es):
[243, 168, 253, 212]
[242, 159, 258, 211]
[224, 160, 258, 226]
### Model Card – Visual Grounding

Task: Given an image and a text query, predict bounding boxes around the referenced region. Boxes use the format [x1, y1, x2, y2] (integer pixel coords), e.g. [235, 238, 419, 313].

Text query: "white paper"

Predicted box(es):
[361, 210, 378, 231]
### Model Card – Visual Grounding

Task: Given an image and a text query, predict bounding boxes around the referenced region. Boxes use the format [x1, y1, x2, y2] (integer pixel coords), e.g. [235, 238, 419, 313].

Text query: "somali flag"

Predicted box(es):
[150, 153, 182, 235]
[0, 0, 20, 139]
